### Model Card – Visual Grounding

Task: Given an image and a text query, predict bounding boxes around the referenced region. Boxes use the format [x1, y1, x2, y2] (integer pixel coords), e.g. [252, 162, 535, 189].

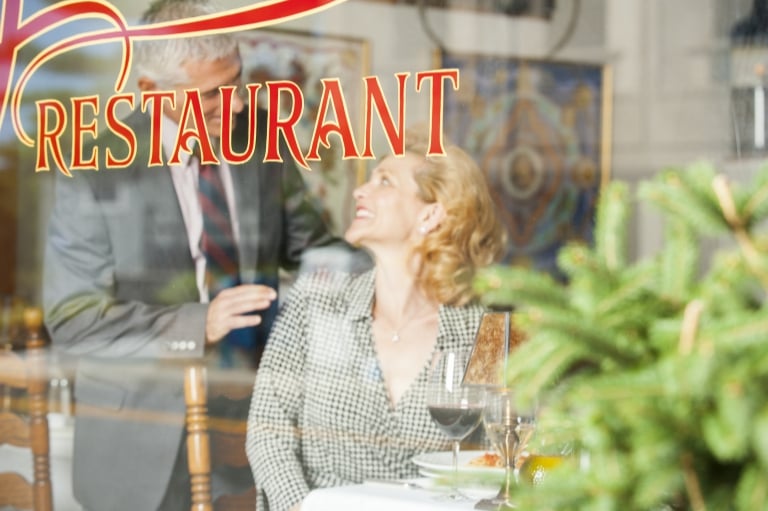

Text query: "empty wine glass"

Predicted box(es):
[481, 387, 536, 509]
[426, 349, 485, 500]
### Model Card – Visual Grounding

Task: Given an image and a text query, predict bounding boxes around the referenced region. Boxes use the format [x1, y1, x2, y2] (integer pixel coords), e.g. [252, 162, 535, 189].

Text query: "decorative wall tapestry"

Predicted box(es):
[441, 52, 611, 278]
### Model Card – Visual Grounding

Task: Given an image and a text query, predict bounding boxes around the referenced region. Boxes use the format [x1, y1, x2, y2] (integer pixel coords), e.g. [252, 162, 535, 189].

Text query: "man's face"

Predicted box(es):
[144, 51, 245, 139]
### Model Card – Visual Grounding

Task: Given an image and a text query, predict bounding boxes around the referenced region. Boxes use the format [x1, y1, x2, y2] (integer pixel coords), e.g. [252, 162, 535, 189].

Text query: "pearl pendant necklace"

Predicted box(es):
[375, 300, 436, 343]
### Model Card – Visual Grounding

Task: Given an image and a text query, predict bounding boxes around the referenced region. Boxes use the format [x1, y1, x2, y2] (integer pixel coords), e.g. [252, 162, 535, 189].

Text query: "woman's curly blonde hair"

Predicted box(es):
[407, 131, 507, 306]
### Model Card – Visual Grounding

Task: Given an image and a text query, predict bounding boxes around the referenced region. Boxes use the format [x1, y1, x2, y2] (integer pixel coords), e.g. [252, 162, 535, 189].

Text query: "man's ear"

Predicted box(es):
[137, 76, 157, 93]
[418, 202, 447, 234]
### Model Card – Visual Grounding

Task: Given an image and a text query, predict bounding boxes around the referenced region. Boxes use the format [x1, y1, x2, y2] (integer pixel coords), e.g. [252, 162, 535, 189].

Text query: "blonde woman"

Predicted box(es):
[246, 132, 506, 511]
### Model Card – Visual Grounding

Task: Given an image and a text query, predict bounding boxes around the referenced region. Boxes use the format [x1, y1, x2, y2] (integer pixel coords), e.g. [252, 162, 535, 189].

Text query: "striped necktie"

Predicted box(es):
[196, 153, 240, 295]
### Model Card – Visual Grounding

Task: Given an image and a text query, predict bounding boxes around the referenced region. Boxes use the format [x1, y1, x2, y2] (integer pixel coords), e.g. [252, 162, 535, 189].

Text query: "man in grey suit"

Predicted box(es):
[42, 1, 337, 509]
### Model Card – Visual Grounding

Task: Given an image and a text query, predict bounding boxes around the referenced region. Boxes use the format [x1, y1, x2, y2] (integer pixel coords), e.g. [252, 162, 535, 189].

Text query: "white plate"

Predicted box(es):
[412, 450, 504, 479]
[364, 477, 498, 500]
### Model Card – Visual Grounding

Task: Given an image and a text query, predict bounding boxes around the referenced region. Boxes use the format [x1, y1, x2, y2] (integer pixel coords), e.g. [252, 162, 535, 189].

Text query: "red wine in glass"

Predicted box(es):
[426, 350, 485, 500]
[428, 404, 484, 440]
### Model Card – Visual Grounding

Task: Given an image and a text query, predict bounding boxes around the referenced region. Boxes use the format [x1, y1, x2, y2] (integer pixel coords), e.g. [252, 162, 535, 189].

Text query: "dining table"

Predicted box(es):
[302, 477, 500, 511]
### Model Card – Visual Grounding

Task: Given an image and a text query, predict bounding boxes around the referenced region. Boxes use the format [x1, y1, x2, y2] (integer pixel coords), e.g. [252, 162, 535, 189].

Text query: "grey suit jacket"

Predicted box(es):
[43, 108, 334, 511]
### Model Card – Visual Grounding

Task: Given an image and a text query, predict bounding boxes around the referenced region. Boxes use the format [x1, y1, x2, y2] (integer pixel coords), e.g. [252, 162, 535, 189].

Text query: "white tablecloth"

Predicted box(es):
[303, 479, 497, 511]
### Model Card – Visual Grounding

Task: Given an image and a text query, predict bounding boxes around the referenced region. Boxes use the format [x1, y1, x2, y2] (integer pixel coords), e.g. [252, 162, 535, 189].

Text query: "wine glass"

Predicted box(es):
[480, 387, 536, 509]
[426, 349, 485, 500]
[520, 420, 574, 486]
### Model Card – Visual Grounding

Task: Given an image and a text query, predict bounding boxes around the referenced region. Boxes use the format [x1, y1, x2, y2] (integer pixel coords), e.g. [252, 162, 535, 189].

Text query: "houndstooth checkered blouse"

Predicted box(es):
[246, 269, 486, 511]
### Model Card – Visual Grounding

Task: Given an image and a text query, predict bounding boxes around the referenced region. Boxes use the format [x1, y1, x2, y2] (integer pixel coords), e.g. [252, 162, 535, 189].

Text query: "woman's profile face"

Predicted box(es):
[345, 152, 429, 250]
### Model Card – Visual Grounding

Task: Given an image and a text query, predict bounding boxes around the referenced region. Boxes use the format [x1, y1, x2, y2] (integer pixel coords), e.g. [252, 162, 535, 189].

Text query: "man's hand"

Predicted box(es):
[205, 284, 277, 345]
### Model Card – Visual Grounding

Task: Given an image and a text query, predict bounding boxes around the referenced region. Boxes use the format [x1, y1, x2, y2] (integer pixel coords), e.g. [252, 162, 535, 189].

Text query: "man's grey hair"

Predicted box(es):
[135, 0, 239, 86]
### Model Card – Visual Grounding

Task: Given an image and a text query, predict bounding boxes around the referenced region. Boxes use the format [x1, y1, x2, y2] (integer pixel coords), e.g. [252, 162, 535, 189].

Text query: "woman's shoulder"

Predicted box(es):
[277, 269, 374, 324]
[438, 301, 492, 348]
[441, 300, 488, 322]
[289, 268, 374, 303]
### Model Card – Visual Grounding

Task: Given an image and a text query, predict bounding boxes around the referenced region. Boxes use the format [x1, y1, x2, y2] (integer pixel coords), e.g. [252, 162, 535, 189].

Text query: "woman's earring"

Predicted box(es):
[419, 225, 428, 235]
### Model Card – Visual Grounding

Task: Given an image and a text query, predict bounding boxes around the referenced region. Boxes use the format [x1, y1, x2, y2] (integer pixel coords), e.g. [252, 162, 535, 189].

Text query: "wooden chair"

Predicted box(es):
[185, 364, 213, 511]
[0, 306, 53, 511]
[184, 364, 256, 511]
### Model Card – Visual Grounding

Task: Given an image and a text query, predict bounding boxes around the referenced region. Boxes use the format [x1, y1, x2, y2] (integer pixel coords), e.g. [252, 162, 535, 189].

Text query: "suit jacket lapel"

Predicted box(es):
[128, 113, 198, 298]
[139, 167, 197, 274]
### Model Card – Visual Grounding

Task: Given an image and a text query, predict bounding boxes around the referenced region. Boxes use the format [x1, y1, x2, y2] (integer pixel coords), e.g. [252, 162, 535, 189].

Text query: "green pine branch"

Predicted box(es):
[474, 265, 568, 309]
[594, 181, 630, 272]
[475, 160, 768, 511]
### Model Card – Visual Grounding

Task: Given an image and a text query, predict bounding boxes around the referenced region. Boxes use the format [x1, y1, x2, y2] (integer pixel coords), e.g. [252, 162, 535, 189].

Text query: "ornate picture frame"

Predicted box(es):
[239, 29, 370, 235]
[439, 51, 612, 278]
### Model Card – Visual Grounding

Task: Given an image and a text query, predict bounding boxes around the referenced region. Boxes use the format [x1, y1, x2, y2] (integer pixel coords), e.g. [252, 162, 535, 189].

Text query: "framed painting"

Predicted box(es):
[239, 29, 370, 235]
[439, 51, 612, 278]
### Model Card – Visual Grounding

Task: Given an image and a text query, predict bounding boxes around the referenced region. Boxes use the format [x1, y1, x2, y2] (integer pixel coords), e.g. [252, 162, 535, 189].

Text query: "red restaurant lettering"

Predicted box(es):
[34, 69, 460, 177]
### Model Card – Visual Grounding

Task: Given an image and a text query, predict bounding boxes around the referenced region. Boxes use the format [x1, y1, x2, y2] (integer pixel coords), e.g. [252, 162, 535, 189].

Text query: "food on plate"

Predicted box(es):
[467, 452, 502, 468]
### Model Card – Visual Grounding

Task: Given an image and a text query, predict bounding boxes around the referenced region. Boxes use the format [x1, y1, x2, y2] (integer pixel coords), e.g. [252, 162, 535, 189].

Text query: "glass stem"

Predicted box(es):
[496, 433, 519, 505]
[510, 437, 521, 488]
[452, 439, 460, 484]
[511, 453, 518, 485]
[500, 464, 514, 502]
